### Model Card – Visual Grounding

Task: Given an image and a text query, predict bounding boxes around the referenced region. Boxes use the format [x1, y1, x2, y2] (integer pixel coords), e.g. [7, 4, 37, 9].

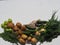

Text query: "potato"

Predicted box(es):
[21, 34, 28, 39]
[18, 38, 26, 44]
[27, 36, 32, 41]
[31, 38, 37, 43]
[35, 31, 40, 36]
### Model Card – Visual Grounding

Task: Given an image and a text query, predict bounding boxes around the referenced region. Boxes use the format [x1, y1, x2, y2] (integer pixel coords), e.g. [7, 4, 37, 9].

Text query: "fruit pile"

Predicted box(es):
[0, 12, 60, 45]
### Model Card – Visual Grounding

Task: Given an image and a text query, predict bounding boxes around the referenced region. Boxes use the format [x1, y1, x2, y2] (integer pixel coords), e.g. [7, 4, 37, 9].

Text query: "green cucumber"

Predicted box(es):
[25, 25, 36, 30]
[35, 21, 47, 27]
[26, 29, 36, 32]
[36, 21, 47, 24]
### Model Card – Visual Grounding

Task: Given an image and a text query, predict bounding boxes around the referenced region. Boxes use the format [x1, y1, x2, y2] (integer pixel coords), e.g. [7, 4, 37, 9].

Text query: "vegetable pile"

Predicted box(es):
[0, 12, 60, 45]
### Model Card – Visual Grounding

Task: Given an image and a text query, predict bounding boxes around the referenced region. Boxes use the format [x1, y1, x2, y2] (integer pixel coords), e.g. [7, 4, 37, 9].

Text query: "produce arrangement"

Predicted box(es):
[0, 12, 60, 45]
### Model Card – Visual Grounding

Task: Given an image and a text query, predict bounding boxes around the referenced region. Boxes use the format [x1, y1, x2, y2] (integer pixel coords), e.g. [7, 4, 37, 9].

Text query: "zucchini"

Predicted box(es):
[25, 25, 36, 30]
[36, 21, 47, 24]
[35, 24, 42, 27]
[35, 21, 47, 27]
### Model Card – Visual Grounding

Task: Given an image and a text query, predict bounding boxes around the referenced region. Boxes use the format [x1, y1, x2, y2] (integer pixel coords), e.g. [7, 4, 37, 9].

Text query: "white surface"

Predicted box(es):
[0, 0, 60, 45]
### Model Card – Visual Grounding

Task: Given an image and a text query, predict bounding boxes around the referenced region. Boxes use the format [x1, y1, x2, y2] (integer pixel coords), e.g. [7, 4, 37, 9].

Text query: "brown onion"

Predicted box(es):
[16, 22, 22, 29]
[21, 25, 26, 31]
[7, 22, 14, 28]
[13, 26, 19, 31]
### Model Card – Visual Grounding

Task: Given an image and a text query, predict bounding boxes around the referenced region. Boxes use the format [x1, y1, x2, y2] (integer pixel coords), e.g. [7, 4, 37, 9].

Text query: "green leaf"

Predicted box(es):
[0, 31, 18, 44]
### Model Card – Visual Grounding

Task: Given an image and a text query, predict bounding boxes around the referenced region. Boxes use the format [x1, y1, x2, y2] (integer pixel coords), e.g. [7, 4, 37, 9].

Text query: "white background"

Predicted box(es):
[0, 0, 60, 45]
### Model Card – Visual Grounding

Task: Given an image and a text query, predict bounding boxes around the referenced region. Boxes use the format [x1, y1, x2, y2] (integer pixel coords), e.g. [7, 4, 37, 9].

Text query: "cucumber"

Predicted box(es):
[36, 21, 47, 24]
[35, 24, 42, 27]
[26, 29, 36, 32]
[35, 21, 47, 27]
[25, 25, 36, 30]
